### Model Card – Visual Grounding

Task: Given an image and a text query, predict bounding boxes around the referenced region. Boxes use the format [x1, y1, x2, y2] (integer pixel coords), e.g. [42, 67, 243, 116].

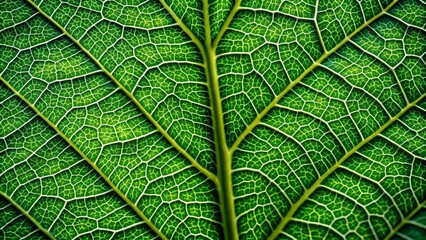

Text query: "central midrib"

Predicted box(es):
[205, 46, 238, 240]
[202, 1, 239, 239]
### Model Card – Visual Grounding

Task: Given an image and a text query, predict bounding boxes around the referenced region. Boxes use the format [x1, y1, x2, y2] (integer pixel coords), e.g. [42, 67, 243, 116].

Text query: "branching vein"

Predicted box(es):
[0, 75, 169, 240]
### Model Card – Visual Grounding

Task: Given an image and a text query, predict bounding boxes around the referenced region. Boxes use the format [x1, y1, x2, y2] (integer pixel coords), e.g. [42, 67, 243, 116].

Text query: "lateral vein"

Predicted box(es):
[383, 199, 426, 240]
[229, 0, 401, 155]
[0, 191, 56, 240]
[0, 75, 168, 240]
[212, 0, 242, 50]
[26, 0, 217, 184]
[267, 92, 426, 240]
[157, 0, 207, 58]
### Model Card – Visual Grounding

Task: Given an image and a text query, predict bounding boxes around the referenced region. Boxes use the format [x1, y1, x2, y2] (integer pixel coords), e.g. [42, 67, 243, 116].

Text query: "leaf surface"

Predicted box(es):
[0, 0, 425, 239]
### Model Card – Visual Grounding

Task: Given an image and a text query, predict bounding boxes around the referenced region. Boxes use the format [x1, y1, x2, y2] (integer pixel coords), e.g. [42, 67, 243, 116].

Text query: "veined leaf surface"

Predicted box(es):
[1, 0, 425, 239]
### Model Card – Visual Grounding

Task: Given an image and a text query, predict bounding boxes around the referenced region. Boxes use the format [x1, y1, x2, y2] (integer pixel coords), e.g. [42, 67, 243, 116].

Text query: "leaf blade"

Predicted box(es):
[1, 0, 425, 239]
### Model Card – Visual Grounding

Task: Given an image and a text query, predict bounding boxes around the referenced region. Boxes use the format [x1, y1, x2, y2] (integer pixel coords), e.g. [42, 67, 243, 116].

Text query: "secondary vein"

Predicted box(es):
[229, 0, 401, 156]
[26, 0, 217, 184]
[0, 191, 56, 240]
[157, 0, 207, 60]
[383, 199, 426, 240]
[212, 0, 242, 50]
[267, 92, 426, 240]
[0, 75, 168, 240]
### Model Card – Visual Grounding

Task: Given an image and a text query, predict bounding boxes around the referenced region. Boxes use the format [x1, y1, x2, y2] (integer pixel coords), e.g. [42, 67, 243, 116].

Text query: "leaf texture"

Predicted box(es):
[0, 0, 425, 239]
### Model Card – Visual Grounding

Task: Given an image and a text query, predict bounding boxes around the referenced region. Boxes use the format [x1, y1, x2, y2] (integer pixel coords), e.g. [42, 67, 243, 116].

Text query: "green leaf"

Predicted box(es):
[0, 0, 425, 239]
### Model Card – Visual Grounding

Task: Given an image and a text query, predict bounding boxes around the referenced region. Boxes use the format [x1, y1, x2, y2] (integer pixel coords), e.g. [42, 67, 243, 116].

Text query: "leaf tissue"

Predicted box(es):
[0, 0, 425, 239]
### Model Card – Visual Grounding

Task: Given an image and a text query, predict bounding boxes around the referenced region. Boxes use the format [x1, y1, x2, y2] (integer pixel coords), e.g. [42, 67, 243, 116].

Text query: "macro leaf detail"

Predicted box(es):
[0, 0, 425, 239]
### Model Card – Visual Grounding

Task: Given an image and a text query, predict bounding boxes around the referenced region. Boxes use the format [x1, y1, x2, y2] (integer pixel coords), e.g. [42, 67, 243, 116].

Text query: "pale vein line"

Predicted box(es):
[157, 0, 207, 61]
[314, 0, 327, 53]
[406, 220, 426, 229]
[236, 7, 314, 21]
[0, 75, 168, 240]
[348, 39, 410, 105]
[0, 191, 56, 240]
[229, 0, 401, 155]
[383, 199, 426, 240]
[289, 218, 346, 238]
[26, 0, 218, 184]
[267, 92, 426, 240]
[212, 0, 242, 50]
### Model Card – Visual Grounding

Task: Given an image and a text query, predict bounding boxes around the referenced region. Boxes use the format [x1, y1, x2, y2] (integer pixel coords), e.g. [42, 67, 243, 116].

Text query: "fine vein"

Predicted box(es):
[0, 191, 56, 240]
[267, 92, 426, 240]
[26, 0, 217, 184]
[229, 0, 401, 155]
[0, 76, 168, 240]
